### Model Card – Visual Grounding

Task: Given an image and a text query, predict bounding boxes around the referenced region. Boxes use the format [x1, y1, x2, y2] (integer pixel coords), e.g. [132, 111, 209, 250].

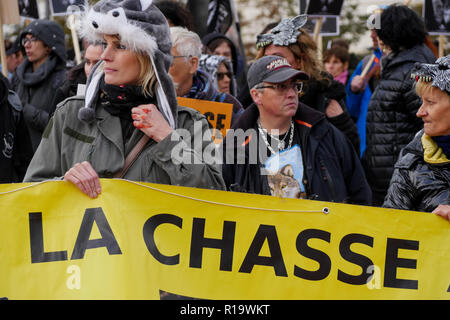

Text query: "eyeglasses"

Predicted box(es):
[21, 36, 38, 46]
[256, 82, 303, 93]
[217, 72, 232, 80]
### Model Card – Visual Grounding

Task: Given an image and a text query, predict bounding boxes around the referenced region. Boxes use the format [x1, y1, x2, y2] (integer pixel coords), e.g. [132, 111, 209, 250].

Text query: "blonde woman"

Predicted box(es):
[24, 0, 225, 197]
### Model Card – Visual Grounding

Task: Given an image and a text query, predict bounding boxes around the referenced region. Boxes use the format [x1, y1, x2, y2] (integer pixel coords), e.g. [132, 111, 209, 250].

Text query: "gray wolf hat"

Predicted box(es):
[79, 0, 177, 128]
[247, 55, 309, 89]
[410, 54, 450, 94]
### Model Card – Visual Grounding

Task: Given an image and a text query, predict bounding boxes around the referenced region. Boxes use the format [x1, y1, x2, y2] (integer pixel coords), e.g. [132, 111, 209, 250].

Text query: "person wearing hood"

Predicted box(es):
[202, 32, 247, 91]
[363, 4, 437, 206]
[383, 55, 450, 221]
[169, 27, 243, 127]
[198, 53, 237, 97]
[24, 0, 225, 197]
[13, 19, 67, 152]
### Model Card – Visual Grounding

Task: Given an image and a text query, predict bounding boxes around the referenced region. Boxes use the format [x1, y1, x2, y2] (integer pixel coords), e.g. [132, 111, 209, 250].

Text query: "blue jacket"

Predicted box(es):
[345, 49, 382, 158]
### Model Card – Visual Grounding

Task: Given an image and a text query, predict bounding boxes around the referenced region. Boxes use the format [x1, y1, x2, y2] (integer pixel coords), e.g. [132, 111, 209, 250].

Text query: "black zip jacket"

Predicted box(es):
[221, 103, 371, 205]
[383, 130, 450, 212]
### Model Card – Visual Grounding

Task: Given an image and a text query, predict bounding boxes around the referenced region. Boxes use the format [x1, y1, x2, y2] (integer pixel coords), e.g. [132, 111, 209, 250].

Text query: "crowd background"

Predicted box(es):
[0, 0, 449, 220]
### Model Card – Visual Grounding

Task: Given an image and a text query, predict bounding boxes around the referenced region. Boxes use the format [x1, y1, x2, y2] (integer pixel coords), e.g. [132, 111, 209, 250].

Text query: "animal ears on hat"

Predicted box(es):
[256, 15, 308, 50]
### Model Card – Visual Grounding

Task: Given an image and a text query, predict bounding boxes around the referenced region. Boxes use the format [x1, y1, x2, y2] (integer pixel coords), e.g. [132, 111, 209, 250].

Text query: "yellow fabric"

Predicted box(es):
[422, 134, 450, 164]
[0, 180, 449, 300]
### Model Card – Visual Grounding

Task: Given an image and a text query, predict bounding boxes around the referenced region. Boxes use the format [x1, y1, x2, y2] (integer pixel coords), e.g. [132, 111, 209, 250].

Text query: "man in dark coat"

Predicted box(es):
[222, 55, 371, 205]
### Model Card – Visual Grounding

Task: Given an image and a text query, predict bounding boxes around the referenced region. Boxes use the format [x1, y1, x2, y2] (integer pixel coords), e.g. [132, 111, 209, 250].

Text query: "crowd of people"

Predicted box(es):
[0, 0, 449, 222]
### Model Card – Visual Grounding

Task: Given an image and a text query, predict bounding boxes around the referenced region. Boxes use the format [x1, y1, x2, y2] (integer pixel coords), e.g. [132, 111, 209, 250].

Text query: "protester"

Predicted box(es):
[0, 73, 33, 183]
[363, 4, 436, 206]
[1, 38, 23, 85]
[329, 38, 358, 75]
[169, 27, 243, 126]
[346, 28, 382, 158]
[323, 46, 349, 85]
[24, 0, 225, 196]
[198, 54, 237, 96]
[13, 19, 67, 152]
[155, 0, 194, 31]
[222, 55, 371, 205]
[383, 55, 450, 220]
[202, 32, 246, 89]
[51, 42, 103, 110]
[254, 15, 361, 155]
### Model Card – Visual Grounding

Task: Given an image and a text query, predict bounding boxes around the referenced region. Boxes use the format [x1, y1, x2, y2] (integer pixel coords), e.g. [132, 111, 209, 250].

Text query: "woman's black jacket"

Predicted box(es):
[383, 130, 449, 212]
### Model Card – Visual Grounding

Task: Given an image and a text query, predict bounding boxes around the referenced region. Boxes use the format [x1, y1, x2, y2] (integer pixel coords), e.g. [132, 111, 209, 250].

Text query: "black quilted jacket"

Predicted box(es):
[363, 44, 436, 205]
[383, 130, 450, 212]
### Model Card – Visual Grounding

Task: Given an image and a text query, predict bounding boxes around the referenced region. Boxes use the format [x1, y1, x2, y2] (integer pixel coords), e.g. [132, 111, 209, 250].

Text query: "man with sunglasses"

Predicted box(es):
[222, 55, 371, 205]
[169, 27, 243, 126]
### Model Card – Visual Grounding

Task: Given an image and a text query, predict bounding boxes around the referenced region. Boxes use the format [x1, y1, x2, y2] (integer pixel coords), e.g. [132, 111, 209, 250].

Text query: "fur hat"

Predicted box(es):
[411, 54, 450, 94]
[79, 0, 177, 128]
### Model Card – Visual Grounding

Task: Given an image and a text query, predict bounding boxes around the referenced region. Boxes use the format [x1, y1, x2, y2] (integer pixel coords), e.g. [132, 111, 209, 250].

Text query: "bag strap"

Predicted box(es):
[113, 134, 150, 178]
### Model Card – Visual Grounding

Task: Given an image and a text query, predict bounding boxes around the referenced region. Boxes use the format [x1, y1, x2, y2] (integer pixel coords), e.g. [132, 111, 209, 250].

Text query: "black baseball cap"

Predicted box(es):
[247, 55, 309, 89]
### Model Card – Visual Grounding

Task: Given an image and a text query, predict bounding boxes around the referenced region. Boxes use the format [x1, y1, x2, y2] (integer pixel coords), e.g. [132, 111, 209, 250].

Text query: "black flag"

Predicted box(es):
[207, 0, 233, 34]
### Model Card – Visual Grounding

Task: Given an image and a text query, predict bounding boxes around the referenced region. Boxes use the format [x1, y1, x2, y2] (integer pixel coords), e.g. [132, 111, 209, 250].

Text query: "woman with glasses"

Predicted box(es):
[251, 15, 360, 156]
[13, 19, 67, 153]
[221, 55, 371, 205]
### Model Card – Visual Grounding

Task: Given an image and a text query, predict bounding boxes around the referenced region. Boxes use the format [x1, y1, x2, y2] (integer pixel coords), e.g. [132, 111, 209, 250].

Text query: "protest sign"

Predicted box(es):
[177, 97, 233, 141]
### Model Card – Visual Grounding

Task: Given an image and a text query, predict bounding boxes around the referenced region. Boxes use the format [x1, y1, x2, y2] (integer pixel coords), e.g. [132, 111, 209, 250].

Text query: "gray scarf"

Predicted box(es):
[15, 55, 59, 86]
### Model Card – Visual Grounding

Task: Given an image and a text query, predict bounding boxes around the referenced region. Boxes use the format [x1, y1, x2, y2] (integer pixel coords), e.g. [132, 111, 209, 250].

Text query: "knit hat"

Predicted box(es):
[410, 54, 450, 94]
[19, 19, 66, 63]
[79, 0, 177, 128]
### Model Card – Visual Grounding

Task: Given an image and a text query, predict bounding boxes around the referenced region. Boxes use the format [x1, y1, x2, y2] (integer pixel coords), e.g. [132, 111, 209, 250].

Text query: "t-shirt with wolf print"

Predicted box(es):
[262, 129, 306, 199]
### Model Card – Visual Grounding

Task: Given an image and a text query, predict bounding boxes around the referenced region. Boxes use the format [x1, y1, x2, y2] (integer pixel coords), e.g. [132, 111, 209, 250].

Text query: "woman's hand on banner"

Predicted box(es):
[64, 161, 102, 198]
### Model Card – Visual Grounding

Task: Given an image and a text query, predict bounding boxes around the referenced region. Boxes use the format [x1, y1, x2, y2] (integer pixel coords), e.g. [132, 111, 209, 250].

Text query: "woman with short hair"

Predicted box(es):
[383, 55, 450, 221]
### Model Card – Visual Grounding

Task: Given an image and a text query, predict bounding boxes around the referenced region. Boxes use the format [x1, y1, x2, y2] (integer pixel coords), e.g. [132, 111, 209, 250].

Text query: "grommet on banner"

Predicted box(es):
[322, 207, 330, 214]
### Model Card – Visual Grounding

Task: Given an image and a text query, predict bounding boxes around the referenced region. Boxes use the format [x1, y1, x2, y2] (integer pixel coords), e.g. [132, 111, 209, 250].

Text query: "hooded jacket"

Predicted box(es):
[14, 19, 67, 152]
[187, 69, 243, 127]
[383, 130, 450, 212]
[222, 103, 371, 205]
[364, 43, 436, 205]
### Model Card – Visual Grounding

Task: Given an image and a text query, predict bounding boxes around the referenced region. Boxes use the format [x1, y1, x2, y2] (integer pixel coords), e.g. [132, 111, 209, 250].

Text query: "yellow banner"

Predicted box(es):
[0, 180, 449, 300]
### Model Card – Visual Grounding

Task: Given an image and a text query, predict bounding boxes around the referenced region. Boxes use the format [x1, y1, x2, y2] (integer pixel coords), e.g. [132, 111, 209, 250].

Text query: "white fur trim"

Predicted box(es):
[140, 0, 154, 11]
[80, 7, 158, 59]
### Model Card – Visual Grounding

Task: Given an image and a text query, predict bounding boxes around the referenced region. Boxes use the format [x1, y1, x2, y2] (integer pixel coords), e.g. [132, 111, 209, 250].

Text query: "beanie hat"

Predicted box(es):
[19, 19, 66, 63]
[79, 0, 177, 128]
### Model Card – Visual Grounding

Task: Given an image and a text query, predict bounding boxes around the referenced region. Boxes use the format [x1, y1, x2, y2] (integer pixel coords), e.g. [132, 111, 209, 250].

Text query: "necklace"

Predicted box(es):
[257, 119, 294, 156]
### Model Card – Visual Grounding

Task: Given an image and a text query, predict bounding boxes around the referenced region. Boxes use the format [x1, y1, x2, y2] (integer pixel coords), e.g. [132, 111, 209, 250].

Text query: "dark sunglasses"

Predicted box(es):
[217, 72, 232, 80]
